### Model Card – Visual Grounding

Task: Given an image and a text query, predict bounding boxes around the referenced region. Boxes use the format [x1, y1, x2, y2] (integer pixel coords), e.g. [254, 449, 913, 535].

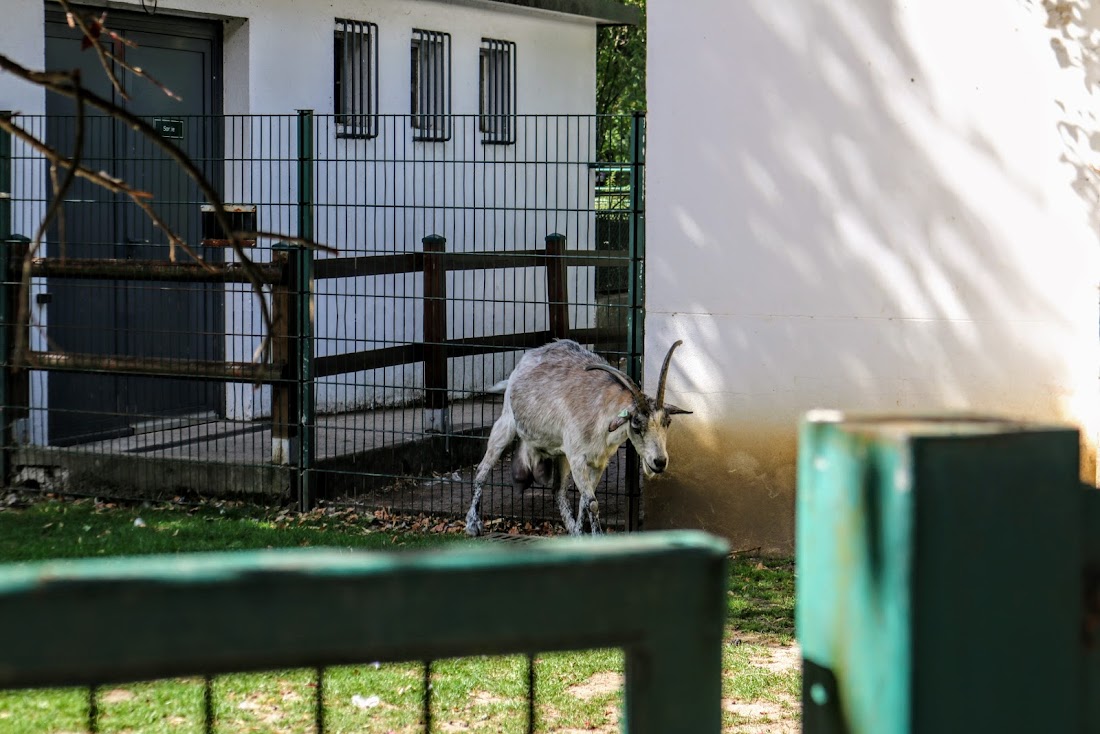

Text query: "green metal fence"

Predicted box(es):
[0, 530, 728, 733]
[0, 111, 646, 529]
[796, 412, 1099, 733]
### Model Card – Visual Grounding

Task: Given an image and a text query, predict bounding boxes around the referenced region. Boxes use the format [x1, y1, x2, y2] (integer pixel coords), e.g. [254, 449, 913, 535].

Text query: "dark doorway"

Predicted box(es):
[44, 7, 224, 445]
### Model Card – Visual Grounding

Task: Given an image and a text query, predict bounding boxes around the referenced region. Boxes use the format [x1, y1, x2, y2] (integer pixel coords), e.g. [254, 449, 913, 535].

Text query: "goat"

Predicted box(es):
[466, 339, 692, 536]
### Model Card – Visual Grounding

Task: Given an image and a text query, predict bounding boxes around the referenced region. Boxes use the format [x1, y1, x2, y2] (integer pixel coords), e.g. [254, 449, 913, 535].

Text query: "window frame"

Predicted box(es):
[479, 38, 516, 145]
[334, 18, 379, 139]
[410, 29, 453, 142]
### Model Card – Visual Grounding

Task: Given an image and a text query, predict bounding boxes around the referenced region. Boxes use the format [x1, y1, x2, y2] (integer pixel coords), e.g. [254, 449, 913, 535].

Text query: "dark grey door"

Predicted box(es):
[45, 9, 223, 445]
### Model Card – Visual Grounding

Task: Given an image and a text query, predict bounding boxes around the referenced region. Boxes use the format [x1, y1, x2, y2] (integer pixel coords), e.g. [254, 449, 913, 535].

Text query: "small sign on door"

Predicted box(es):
[154, 118, 184, 140]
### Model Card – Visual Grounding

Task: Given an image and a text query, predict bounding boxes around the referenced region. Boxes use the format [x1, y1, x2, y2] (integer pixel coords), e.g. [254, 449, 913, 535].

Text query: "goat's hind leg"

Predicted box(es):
[466, 409, 516, 536]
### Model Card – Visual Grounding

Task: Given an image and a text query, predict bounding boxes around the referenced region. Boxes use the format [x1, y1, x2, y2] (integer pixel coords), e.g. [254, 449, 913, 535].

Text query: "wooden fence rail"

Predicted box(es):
[2, 233, 628, 476]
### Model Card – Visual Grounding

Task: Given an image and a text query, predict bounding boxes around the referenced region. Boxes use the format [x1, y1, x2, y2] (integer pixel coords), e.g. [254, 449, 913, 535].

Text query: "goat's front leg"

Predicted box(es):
[467, 410, 516, 536]
[572, 463, 604, 536]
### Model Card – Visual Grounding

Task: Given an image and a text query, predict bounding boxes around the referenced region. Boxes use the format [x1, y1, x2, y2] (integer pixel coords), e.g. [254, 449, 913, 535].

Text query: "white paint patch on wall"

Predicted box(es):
[0, 2, 45, 114]
[647, 0, 1100, 548]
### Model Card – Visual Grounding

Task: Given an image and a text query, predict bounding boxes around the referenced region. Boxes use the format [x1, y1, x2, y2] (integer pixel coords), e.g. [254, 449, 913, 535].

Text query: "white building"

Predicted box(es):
[1, 0, 637, 446]
[646, 0, 1100, 553]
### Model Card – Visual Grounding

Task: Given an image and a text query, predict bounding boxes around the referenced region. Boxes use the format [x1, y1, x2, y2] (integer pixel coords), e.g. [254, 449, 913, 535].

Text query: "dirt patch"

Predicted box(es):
[566, 671, 623, 701]
[100, 688, 135, 703]
[748, 643, 801, 674]
[723, 695, 799, 733]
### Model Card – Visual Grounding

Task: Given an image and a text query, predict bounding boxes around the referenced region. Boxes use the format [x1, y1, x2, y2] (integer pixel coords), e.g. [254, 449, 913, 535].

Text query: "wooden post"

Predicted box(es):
[422, 235, 449, 434]
[545, 233, 569, 340]
[270, 245, 296, 465]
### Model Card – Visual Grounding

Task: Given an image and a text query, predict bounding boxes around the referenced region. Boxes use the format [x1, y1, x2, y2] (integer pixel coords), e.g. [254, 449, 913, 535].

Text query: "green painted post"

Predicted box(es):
[0, 115, 15, 485]
[1084, 487, 1100, 728]
[296, 110, 316, 510]
[0, 112, 9, 245]
[625, 112, 646, 532]
[0, 530, 728, 734]
[797, 413, 1083, 733]
[625, 111, 646, 390]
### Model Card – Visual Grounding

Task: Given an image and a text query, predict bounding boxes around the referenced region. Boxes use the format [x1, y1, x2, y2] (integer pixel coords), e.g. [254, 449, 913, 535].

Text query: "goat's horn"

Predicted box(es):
[586, 363, 645, 404]
[655, 340, 684, 409]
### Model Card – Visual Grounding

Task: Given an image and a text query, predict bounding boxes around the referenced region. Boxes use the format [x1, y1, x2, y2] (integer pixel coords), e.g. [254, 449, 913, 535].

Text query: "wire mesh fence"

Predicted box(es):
[0, 111, 646, 529]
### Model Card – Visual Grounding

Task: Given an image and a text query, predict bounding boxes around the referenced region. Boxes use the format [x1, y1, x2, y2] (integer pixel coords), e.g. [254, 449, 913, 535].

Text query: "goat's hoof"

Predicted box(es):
[465, 513, 485, 537]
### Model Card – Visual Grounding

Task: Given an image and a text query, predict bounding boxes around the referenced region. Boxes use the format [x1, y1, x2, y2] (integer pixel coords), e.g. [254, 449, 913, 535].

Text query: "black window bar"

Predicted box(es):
[479, 38, 516, 145]
[411, 29, 452, 142]
[334, 18, 379, 139]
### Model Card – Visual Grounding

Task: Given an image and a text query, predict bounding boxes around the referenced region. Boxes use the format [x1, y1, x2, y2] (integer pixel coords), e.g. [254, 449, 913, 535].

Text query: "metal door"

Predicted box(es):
[44, 9, 223, 445]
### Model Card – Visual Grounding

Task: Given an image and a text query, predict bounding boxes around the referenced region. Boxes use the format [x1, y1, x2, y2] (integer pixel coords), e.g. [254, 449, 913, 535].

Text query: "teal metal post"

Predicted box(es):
[797, 413, 1084, 733]
[624, 112, 646, 531]
[295, 110, 316, 510]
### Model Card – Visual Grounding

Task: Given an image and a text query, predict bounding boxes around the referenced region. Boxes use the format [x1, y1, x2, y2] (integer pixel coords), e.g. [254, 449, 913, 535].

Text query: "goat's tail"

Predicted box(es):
[485, 379, 510, 395]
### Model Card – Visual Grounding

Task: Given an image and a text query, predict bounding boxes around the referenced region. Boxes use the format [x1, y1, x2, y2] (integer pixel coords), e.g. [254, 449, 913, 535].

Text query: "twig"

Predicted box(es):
[0, 116, 151, 199]
[61, 3, 126, 100]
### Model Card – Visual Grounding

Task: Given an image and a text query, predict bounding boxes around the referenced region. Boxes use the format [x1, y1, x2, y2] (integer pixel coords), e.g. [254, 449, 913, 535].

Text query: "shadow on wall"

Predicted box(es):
[1046, 0, 1100, 232]
[644, 0, 1100, 553]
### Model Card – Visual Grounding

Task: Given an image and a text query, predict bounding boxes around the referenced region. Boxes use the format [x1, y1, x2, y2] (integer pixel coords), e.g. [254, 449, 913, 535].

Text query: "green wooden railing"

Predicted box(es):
[0, 530, 727, 733]
[797, 412, 1100, 733]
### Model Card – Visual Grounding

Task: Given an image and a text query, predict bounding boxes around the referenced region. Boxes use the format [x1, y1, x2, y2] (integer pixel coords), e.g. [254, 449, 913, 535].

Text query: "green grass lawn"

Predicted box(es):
[0, 496, 798, 733]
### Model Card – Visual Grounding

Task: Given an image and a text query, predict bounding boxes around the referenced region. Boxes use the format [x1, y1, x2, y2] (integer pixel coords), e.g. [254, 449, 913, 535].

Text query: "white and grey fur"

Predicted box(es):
[466, 339, 691, 536]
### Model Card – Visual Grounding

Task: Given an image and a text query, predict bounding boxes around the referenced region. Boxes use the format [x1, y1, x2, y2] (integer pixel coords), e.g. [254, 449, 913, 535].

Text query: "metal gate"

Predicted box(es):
[43, 8, 224, 446]
[0, 111, 648, 529]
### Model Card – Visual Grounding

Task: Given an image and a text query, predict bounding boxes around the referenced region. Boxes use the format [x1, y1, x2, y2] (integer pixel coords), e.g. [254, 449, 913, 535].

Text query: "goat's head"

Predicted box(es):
[586, 341, 692, 477]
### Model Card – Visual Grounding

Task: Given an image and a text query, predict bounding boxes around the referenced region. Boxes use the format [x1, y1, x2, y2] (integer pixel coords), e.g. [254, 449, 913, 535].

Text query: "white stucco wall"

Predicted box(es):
[646, 0, 1100, 553]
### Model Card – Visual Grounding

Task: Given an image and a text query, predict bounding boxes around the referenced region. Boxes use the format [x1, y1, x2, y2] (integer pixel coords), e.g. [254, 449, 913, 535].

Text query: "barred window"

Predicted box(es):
[410, 29, 452, 142]
[334, 18, 378, 138]
[480, 39, 516, 145]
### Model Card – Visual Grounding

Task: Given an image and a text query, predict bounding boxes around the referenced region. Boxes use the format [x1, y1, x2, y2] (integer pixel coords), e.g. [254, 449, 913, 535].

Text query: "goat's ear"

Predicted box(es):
[608, 408, 630, 432]
[664, 403, 693, 416]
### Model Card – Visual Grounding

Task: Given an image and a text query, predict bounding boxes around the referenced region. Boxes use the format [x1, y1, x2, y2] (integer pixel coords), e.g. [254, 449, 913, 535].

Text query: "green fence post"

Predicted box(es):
[625, 111, 646, 531]
[1085, 486, 1100, 729]
[0, 112, 9, 245]
[0, 113, 20, 486]
[796, 413, 1083, 734]
[296, 110, 316, 510]
[0, 234, 10, 488]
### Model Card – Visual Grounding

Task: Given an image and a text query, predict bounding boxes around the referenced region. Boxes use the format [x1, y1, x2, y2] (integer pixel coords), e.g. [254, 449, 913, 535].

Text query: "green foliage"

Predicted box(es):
[596, 0, 645, 163]
[597, 0, 646, 119]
